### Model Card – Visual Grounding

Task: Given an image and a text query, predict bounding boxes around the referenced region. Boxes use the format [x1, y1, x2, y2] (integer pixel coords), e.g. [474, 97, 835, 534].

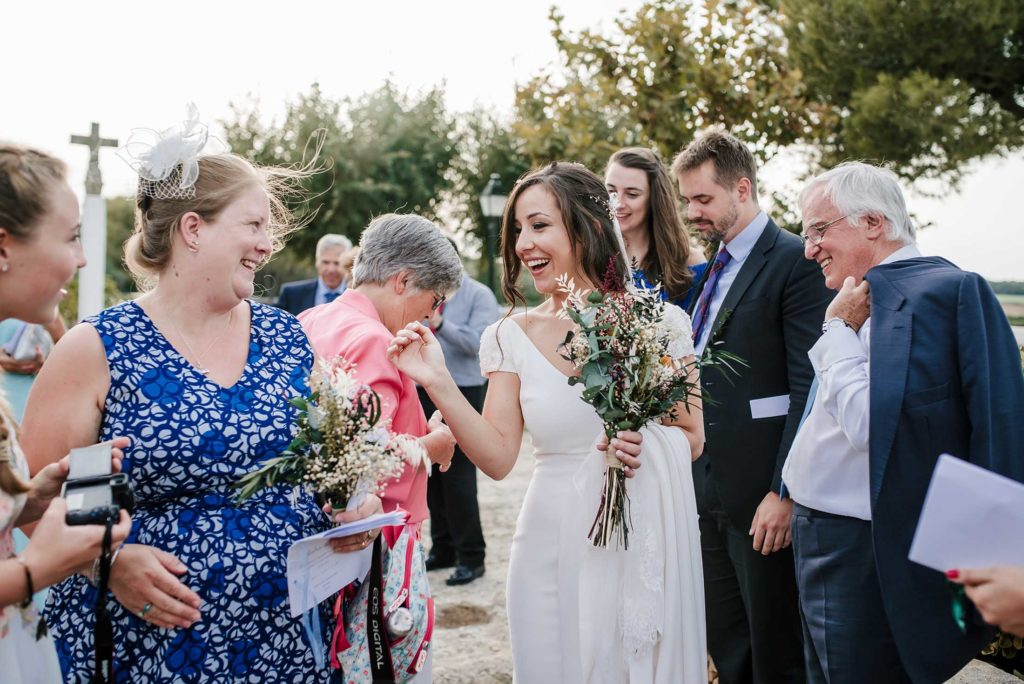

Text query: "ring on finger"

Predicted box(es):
[139, 602, 153, 618]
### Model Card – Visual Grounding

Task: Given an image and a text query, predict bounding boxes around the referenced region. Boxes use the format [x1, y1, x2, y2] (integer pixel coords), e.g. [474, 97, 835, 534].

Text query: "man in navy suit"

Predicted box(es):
[276, 233, 352, 315]
[674, 130, 830, 683]
[783, 161, 1024, 682]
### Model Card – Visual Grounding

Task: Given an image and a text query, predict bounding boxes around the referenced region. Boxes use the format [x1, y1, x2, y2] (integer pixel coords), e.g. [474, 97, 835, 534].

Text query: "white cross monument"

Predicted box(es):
[70, 123, 118, 321]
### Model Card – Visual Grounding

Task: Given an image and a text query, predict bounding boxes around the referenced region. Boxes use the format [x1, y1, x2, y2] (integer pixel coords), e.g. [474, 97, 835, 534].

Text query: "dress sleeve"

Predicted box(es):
[479, 321, 517, 376]
[662, 305, 695, 360]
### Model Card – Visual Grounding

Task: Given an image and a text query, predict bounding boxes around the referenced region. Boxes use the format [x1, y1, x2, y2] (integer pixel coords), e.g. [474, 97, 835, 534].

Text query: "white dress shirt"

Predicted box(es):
[694, 211, 769, 356]
[781, 244, 922, 519]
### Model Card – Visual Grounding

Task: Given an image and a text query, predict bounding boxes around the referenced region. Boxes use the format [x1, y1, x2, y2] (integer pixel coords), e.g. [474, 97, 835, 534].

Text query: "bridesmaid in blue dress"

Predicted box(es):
[22, 145, 360, 681]
[605, 147, 708, 309]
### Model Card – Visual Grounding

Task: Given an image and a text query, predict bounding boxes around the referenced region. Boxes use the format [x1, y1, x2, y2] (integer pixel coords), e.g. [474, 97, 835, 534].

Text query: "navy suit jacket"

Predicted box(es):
[276, 279, 318, 316]
[866, 256, 1024, 682]
[690, 219, 832, 529]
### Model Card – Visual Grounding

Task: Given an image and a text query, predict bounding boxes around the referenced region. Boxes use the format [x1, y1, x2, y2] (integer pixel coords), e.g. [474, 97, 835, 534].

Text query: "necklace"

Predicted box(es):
[168, 308, 235, 376]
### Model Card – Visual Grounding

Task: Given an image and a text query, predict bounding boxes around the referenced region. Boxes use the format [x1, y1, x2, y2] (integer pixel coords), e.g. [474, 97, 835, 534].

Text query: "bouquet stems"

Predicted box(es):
[587, 446, 632, 549]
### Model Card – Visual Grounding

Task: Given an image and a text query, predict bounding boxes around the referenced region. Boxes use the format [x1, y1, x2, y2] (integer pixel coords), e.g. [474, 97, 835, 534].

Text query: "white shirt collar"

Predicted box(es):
[878, 243, 922, 266]
[721, 211, 769, 263]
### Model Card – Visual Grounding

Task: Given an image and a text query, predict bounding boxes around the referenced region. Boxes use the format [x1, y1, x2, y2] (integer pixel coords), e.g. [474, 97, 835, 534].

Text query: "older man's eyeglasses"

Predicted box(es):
[800, 215, 850, 246]
[431, 292, 447, 311]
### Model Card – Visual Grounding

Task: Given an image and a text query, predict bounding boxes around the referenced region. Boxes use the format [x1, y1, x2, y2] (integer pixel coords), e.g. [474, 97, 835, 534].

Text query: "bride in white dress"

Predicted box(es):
[388, 162, 706, 683]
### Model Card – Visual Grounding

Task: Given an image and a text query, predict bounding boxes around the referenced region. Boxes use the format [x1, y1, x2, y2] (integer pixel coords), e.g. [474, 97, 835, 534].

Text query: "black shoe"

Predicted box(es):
[425, 553, 455, 571]
[445, 564, 485, 586]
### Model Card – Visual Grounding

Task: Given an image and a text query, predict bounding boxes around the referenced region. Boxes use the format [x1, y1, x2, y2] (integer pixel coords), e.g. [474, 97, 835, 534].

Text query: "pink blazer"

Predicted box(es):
[299, 290, 429, 524]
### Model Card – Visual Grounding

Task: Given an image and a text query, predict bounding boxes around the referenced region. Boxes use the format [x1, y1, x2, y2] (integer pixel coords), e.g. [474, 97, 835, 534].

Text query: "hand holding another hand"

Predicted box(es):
[387, 322, 449, 389]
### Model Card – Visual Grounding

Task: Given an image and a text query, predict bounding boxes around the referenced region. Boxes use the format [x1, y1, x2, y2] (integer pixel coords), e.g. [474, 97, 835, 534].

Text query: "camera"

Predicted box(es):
[61, 443, 135, 526]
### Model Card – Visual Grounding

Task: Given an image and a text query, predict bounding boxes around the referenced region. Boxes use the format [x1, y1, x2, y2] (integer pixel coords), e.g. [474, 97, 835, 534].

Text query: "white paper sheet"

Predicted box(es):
[750, 394, 790, 419]
[287, 509, 407, 617]
[909, 454, 1024, 573]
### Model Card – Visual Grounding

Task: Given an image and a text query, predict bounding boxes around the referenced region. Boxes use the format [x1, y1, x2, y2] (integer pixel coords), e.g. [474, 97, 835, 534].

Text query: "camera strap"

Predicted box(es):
[90, 519, 115, 684]
[367, 536, 396, 683]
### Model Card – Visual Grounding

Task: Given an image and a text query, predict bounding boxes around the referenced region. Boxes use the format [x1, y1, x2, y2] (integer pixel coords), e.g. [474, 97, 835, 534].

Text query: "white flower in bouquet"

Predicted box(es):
[235, 357, 423, 509]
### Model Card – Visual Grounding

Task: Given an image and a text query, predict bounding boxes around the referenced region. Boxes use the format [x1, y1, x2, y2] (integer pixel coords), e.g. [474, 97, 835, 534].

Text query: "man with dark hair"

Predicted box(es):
[673, 129, 831, 683]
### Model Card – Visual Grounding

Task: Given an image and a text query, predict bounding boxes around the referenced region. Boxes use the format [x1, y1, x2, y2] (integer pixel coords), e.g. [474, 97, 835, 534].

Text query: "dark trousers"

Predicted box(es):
[700, 499, 806, 684]
[418, 385, 486, 567]
[791, 503, 910, 684]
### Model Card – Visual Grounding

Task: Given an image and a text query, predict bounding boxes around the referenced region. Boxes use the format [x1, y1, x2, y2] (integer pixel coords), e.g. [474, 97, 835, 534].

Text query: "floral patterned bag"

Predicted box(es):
[331, 524, 433, 683]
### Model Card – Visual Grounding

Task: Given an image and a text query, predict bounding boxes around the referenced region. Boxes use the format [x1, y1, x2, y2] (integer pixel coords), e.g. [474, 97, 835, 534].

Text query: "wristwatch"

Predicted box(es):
[822, 317, 853, 334]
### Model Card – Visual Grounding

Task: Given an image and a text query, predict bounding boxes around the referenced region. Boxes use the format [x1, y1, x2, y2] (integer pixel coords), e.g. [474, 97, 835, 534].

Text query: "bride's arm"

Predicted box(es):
[661, 354, 705, 461]
[388, 323, 525, 480]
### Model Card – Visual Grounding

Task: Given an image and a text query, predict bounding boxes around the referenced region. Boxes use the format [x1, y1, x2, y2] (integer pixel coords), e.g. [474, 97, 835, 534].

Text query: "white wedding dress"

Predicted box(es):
[480, 318, 706, 684]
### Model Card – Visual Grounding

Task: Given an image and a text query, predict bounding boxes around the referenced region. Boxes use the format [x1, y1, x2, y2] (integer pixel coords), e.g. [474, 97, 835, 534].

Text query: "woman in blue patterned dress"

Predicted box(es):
[22, 144, 360, 680]
[605, 147, 708, 309]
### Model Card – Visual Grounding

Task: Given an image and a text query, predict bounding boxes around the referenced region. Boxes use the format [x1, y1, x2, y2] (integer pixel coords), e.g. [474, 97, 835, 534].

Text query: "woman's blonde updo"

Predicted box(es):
[125, 153, 307, 290]
[0, 143, 68, 241]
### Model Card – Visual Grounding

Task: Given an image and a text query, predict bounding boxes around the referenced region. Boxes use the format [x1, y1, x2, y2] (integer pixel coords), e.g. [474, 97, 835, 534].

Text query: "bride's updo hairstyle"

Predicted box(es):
[500, 162, 628, 309]
[124, 154, 306, 290]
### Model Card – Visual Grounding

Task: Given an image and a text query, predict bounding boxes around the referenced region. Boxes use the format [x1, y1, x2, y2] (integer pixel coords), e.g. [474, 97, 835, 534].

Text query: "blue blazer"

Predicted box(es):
[276, 279, 318, 316]
[866, 256, 1024, 682]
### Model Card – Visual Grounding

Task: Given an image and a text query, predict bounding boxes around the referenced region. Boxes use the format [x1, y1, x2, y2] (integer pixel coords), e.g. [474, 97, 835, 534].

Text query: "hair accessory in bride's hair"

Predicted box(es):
[118, 103, 210, 200]
[588, 193, 615, 221]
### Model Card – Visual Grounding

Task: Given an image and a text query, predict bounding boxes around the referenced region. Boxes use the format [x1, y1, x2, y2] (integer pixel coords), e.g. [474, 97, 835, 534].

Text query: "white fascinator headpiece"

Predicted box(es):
[118, 103, 210, 200]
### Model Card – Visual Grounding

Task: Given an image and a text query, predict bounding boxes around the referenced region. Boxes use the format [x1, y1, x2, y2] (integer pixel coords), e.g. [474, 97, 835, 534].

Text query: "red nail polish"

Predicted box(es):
[946, 569, 959, 579]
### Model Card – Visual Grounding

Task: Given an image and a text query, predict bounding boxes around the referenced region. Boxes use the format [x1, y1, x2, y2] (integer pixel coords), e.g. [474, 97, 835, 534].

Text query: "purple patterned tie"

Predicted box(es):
[691, 246, 733, 343]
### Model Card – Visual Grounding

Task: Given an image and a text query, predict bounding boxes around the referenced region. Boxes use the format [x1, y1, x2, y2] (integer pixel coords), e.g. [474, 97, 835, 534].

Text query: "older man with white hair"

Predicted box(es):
[276, 233, 353, 315]
[781, 162, 1024, 683]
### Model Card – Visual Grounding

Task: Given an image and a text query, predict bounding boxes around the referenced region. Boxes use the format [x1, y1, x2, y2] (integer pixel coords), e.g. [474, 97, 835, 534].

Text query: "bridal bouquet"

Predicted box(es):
[235, 357, 427, 509]
[557, 271, 741, 549]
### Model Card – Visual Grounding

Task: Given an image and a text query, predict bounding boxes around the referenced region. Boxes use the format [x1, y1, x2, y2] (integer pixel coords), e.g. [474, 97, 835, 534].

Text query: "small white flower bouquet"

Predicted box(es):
[235, 357, 427, 509]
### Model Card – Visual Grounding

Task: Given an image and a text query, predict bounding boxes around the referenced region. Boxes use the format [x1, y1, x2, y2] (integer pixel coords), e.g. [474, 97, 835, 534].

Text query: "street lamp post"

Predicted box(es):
[479, 173, 508, 292]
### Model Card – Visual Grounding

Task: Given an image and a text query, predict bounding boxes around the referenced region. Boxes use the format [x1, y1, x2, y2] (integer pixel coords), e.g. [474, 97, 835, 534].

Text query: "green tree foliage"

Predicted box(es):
[514, 0, 827, 171]
[782, 0, 1024, 184]
[222, 82, 459, 287]
[105, 196, 135, 293]
[446, 107, 532, 277]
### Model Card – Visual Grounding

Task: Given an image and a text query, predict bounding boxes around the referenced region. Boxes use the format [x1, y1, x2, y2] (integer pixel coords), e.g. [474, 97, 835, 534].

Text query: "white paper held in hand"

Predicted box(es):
[287, 509, 407, 617]
[909, 454, 1024, 573]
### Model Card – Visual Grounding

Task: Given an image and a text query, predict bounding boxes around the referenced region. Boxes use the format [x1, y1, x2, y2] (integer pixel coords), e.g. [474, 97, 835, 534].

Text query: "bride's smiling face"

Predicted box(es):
[513, 185, 580, 294]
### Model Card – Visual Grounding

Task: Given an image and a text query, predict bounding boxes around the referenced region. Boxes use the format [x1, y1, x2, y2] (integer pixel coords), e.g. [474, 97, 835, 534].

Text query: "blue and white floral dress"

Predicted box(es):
[47, 300, 333, 683]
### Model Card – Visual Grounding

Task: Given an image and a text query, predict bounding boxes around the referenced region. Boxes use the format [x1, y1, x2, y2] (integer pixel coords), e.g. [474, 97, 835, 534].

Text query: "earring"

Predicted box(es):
[188, 242, 199, 253]
[0, 263, 8, 273]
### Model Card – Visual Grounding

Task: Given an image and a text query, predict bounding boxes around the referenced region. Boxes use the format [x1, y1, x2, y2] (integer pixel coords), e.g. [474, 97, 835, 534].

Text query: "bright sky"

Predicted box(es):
[4, 0, 1022, 280]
